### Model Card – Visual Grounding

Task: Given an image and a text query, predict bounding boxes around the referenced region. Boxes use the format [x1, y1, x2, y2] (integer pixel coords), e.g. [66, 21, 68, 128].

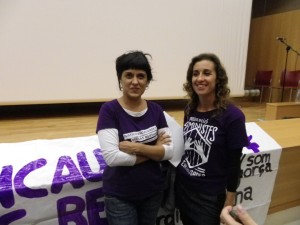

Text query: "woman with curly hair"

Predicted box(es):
[175, 53, 249, 225]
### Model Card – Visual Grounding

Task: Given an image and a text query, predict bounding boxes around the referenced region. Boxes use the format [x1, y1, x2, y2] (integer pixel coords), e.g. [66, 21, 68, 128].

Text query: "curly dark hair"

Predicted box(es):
[183, 53, 231, 117]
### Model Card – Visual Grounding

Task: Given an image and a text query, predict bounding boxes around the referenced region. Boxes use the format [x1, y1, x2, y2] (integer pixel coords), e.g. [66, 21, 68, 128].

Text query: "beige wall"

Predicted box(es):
[246, 9, 300, 102]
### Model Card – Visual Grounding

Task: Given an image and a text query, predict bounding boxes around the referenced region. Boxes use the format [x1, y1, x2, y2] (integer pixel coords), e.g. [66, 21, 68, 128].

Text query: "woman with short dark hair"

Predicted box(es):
[96, 50, 174, 225]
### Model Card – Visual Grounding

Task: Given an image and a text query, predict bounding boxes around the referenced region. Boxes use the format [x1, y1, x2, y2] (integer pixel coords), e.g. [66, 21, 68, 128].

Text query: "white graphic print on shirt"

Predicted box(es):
[123, 126, 157, 143]
[181, 117, 218, 176]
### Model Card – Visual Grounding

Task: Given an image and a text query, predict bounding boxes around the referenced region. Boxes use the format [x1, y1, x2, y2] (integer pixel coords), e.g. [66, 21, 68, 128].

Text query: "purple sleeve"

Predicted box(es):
[158, 109, 168, 129]
[148, 101, 168, 129]
[225, 106, 248, 192]
[226, 107, 249, 149]
[96, 102, 117, 133]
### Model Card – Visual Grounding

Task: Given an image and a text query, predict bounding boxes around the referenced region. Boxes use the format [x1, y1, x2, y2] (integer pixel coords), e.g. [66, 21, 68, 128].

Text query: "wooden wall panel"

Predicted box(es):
[252, 0, 300, 17]
[246, 9, 300, 102]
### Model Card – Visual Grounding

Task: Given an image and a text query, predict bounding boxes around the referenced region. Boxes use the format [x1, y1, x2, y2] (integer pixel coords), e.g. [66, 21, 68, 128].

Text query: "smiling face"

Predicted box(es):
[120, 69, 149, 100]
[192, 60, 217, 99]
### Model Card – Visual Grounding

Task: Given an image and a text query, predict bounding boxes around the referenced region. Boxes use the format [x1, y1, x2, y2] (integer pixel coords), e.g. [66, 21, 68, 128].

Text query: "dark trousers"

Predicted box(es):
[175, 179, 226, 225]
[104, 192, 163, 225]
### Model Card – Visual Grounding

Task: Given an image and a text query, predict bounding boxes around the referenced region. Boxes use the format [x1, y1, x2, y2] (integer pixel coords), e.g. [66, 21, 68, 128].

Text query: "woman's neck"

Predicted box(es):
[118, 96, 146, 112]
[197, 96, 215, 112]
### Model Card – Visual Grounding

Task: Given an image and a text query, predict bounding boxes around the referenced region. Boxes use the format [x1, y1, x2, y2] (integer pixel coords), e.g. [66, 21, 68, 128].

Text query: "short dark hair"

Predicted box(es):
[116, 51, 153, 90]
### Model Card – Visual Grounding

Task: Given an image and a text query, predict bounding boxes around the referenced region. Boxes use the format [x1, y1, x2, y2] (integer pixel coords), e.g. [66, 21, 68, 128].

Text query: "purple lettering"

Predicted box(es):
[93, 149, 107, 172]
[57, 196, 88, 225]
[0, 165, 14, 208]
[14, 159, 48, 198]
[86, 188, 107, 225]
[77, 149, 106, 182]
[246, 135, 260, 153]
[0, 209, 26, 225]
[51, 156, 84, 194]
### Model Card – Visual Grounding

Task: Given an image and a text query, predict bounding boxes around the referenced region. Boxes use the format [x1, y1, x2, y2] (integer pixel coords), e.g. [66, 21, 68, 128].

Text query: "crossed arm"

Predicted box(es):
[97, 127, 174, 167]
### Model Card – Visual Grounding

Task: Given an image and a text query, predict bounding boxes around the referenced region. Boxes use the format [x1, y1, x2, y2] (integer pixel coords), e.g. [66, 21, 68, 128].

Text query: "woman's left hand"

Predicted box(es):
[156, 132, 171, 146]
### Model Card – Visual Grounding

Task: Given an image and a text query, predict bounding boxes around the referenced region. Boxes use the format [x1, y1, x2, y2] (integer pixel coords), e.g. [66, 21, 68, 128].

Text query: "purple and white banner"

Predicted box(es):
[0, 118, 281, 225]
[0, 135, 107, 225]
[237, 122, 282, 225]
